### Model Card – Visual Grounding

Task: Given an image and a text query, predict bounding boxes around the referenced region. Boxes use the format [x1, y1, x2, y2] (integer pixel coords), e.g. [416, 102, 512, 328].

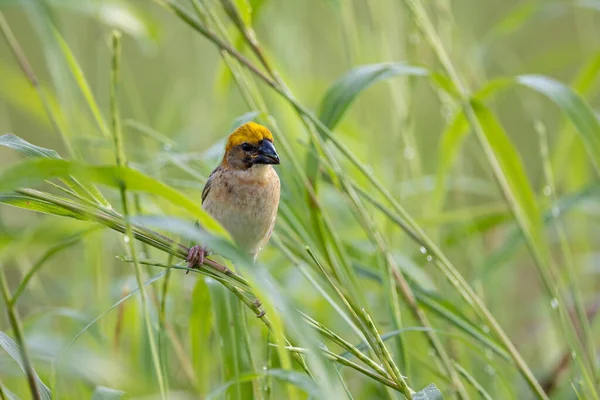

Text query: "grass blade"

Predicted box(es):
[0, 331, 51, 400]
[413, 384, 443, 400]
[0, 133, 111, 208]
[318, 63, 428, 130]
[517, 74, 600, 175]
[52, 28, 111, 139]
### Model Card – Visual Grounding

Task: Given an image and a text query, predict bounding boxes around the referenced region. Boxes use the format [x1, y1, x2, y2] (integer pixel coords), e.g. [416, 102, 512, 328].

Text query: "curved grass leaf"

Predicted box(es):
[453, 361, 494, 400]
[318, 63, 428, 130]
[469, 100, 545, 251]
[0, 134, 111, 207]
[0, 331, 51, 400]
[0, 193, 83, 220]
[433, 72, 600, 218]
[50, 1, 160, 41]
[517, 75, 600, 174]
[413, 384, 443, 400]
[91, 386, 125, 400]
[430, 77, 514, 217]
[2, 1, 160, 40]
[0, 158, 228, 237]
[0, 385, 19, 400]
[21, 307, 103, 343]
[0, 133, 60, 158]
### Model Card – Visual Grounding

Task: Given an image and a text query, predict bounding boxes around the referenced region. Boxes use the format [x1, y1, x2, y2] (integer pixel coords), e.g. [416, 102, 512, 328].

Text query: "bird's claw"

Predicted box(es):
[186, 245, 208, 274]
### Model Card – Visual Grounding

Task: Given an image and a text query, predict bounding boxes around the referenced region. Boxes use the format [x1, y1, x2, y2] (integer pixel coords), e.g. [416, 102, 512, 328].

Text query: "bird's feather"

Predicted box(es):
[201, 166, 220, 204]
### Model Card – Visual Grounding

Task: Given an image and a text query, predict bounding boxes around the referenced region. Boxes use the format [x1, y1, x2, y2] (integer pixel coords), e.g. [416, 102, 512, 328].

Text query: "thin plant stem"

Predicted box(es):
[119, 182, 168, 398]
[0, 269, 41, 400]
[111, 31, 167, 399]
[537, 121, 597, 375]
[158, 254, 174, 394]
[300, 312, 388, 377]
[362, 310, 413, 397]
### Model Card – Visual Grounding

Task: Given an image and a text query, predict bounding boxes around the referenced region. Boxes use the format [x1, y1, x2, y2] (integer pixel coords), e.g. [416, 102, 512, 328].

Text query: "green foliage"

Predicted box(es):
[318, 63, 428, 130]
[0, 331, 51, 400]
[0, 0, 599, 399]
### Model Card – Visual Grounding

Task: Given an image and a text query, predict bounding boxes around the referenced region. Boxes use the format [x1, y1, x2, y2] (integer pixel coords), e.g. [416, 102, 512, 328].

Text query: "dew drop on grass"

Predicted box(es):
[404, 146, 415, 160]
[543, 186, 552, 197]
[263, 366, 268, 371]
[426, 255, 433, 262]
[420, 246, 427, 254]
[123, 235, 130, 243]
[550, 298, 559, 309]
[485, 365, 495, 376]
[163, 143, 172, 151]
[481, 325, 490, 334]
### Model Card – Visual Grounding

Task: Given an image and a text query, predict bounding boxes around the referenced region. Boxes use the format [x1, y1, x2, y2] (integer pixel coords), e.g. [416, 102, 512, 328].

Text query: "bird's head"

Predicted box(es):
[223, 122, 280, 170]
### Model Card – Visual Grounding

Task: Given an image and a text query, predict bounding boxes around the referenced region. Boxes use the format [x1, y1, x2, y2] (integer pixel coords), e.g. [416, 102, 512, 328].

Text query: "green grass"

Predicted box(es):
[0, 0, 599, 399]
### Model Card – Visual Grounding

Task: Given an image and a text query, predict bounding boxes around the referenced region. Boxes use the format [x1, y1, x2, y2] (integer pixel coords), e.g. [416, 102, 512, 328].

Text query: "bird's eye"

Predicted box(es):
[241, 142, 253, 151]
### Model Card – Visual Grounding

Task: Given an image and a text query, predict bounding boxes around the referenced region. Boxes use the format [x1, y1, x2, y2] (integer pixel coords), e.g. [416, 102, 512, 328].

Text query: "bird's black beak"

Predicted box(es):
[254, 140, 280, 165]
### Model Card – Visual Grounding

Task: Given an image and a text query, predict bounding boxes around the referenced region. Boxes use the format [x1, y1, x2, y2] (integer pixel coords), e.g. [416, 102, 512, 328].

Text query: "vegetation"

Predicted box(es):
[0, 0, 599, 399]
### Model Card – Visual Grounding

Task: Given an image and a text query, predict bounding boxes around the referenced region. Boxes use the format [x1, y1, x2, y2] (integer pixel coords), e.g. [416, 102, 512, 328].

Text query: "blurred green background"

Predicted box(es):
[0, 0, 599, 399]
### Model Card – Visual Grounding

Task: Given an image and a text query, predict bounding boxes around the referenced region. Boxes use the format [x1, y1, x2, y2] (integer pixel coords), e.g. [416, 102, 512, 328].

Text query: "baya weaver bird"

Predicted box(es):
[187, 122, 281, 267]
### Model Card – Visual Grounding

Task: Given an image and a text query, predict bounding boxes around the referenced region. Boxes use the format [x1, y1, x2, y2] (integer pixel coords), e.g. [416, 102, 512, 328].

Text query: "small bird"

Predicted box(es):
[187, 122, 281, 268]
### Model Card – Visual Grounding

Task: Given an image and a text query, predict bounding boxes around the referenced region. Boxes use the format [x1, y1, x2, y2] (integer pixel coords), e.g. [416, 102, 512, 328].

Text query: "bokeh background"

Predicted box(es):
[0, 0, 599, 399]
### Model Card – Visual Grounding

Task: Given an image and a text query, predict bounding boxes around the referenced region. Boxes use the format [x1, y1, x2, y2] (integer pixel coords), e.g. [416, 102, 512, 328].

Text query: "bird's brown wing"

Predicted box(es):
[201, 166, 221, 204]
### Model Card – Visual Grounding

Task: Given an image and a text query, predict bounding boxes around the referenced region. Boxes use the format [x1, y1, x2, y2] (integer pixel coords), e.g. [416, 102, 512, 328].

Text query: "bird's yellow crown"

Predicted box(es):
[226, 122, 274, 152]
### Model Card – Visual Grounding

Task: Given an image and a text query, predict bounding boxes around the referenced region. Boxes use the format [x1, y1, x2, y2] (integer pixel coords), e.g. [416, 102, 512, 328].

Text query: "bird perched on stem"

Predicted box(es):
[187, 122, 281, 269]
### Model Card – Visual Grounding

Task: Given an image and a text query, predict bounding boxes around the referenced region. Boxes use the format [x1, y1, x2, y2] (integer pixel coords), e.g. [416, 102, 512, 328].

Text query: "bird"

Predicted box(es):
[186, 121, 281, 269]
